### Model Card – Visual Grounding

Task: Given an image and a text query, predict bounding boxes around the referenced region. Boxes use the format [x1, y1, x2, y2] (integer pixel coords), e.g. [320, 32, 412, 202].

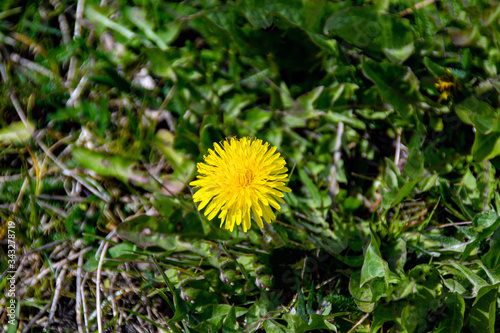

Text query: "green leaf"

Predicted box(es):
[449, 261, 488, 295]
[154, 129, 186, 170]
[381, 159, 420, 209]
[298, 169, 322, 207]
[423, 57, 449, 77]
[361, 235, 389, 286]
[189, 14, 234, 49]
[279, 82, 294, 109]
[183, 288, 219, 308]
[200, 116, 224, 149]
[476, 260, 500, 284]
[308, 314, 338, 331]
[324, 111, 366, 130]
[296, 86, 324, 111]
[472, 129, 500, 162]
[152, 193, 179, 220]
[324, 6, 414, 62]
[282, 313, 337, 333]
[443, 279, 467, 294]
[482, 3, 500, 25]
[370, 304, 396, 333]
[468, 284, 499, 333]
[222, 93, 254, 119]
[384, 159, 400, 192]
[108, 242, 137, 260]
[222, 306, 238, 333]
[462, 215, 500, 261]
[170, 289, 189, 323]
[390, 177, 421, 208]
[434, 293, 465, 333]
[472, 211, 499, 230]
[297, 289, 308, 322]
[196, 304, 248, 332]
[124, 7, 168, 50]
[243, 108, 273, 131]
[349, 270, 375, 313]
[283, 314, 308, 333]
[72, 147, 150, 186]
[85, 5, 136, 39]
[404, 148, 425, 178]
[263, 320, 292, 333]
[482, 226, 500, 269]
[449, 27, 477, 46]
[65, 204, 86, 237]
[0, 121, 33, 144]
[242, 0, 346, 36]
[154, 129, 196, 186]
[455, 97, 498, 135]
[462, 48, 472, 71]
[116, 215, 209, 256]
[362, 59, 419, 121]
[384, 238, 407, 271]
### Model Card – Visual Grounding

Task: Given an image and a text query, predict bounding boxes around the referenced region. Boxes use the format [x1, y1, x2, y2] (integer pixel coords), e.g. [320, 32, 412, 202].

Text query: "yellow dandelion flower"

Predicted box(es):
[435, 74, 456, 103]
[190, 137, 291, 232]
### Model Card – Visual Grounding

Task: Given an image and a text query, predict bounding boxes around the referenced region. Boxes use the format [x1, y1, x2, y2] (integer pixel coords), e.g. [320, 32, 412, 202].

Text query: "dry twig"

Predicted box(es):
[347, 312, 370, 333]
[47, 266, 68, 328]
[96, 241, 110, 333]
[21, 302, 51, 333]
[399, 0, 437, 17]
[76, 251, 86, 333]
[328, 122, 344, 199]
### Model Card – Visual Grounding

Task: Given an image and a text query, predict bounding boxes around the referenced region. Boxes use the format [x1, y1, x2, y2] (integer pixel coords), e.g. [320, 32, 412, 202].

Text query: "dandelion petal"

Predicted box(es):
[190, 137, 291, 232]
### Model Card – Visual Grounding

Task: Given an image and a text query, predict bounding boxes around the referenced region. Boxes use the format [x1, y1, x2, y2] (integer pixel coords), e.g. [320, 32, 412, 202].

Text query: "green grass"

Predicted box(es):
[2, 0, 500, 332]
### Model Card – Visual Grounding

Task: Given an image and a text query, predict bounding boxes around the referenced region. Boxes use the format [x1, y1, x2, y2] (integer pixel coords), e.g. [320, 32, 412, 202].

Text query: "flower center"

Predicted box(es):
[236, 168, 254, 187]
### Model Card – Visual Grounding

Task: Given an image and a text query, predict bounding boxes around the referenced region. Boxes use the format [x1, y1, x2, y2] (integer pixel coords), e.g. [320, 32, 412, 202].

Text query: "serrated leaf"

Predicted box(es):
[297, 289, 308, 322]
[462, 216, 500, 261]
[475, 260, 500, 284]
[443, 278, 466, 294]
[449, 261, 488, 295]
[472, 211, 499, 230]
